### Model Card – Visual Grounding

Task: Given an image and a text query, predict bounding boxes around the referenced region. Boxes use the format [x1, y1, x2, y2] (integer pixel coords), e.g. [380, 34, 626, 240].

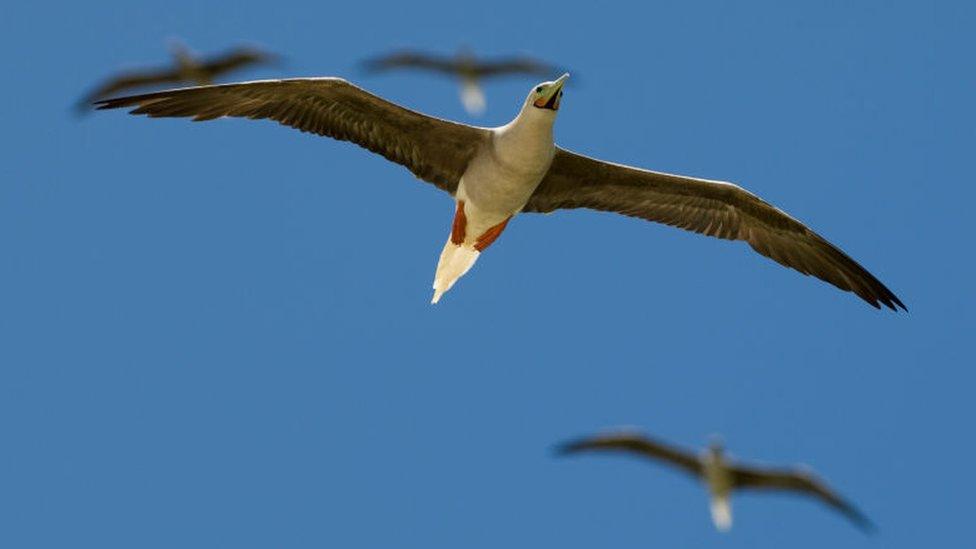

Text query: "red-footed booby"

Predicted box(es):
[96, 74, 905, 310]
[361, 48, 566, 116]
[556, 431, 874, 533]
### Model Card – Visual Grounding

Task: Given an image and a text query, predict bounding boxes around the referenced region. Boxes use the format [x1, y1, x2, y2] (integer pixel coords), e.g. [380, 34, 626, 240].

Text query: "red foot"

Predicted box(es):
[451, 201, 467, 245]
[474, 216, 512, 251]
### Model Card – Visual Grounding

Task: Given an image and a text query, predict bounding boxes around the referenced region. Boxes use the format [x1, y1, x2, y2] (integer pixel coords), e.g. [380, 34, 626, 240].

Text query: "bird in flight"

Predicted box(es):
[96, 74, 904, 310]
[76, 41, 277, 114]
[556, 431, 874, 533]
[361, 48, 566, 116]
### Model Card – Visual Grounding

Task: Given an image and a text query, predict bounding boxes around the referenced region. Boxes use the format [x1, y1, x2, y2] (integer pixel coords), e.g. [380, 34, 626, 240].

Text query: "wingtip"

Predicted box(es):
[552, 439, 585, 456]
[848, 508, 878, 535]
[879, 295, 908, 312]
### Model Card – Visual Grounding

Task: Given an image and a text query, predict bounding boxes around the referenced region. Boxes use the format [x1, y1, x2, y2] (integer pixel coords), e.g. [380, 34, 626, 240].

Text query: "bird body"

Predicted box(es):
[96, 73, 904, 310]
[432, 76, 564, 302]
[170, 43, 215, 86]
[556, 432, 875, 533]
[702, 446, 735, 531]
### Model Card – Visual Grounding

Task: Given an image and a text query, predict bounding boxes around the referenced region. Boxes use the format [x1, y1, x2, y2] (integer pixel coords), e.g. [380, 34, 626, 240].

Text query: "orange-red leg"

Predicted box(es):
[474, 216, 512, 252]
[450, 200, 467, 245]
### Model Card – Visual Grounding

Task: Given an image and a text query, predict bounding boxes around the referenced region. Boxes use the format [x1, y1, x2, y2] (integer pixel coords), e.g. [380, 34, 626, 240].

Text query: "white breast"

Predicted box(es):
[457, 111, 556, 222]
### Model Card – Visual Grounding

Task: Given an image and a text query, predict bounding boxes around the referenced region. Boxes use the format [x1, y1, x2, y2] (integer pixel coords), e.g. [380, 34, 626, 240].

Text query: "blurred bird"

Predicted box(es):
[361, 48, 566, 116]
[96, 74, 904, 310]
[556, 431, 874, 533]
[76, 41, 277, 114]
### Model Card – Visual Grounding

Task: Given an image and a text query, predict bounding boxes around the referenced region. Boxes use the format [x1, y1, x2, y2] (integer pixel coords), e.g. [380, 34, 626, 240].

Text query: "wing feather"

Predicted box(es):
[556, 432, 703, 478]
[730, 465, 875, 532]
[96, 78, 489, 194]
[525, 148, 905, 310]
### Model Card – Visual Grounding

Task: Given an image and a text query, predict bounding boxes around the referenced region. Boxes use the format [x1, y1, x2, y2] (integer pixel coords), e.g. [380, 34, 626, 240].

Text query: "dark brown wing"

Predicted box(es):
[731, 465, 875, 532]
[199, 47, 277, 79]
[96, 78, 489, 194]
[473, 56, 565, 78]
[525, 148, 905, 311]
[556, 432, 703, 478]
[76, 67, 183, 113]
[360, 51, 462, 76]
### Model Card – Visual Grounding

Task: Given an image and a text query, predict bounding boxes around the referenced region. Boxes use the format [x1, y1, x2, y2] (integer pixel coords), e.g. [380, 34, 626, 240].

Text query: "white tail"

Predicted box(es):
[431, 241, 480, 303]
[710, 495, 733, 532]
[460, 79, 486, 116]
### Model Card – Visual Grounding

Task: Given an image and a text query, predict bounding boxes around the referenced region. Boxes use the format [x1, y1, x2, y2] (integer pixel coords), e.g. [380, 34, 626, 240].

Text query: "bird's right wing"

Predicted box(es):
[730, 465, 875, 532]
[556, 432, 703, 478]
[76, 68, 183, 113]
[96, 78, 489, 194]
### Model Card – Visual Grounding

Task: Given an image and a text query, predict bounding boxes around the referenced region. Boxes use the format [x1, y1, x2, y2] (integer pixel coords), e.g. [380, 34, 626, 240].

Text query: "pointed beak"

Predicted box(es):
[535, 73, 570, 110]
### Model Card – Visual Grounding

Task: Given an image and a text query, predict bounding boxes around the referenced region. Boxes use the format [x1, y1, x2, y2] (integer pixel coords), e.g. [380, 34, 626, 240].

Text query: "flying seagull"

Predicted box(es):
[95, 74, 905, 310]
[556, 431, 874, 533]
[361, 48, 565, 115]
[76, 42, 277, 114]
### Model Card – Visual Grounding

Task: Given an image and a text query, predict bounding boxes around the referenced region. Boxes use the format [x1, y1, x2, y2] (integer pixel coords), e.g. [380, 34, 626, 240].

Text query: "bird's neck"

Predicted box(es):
[491, 107, 556, 173]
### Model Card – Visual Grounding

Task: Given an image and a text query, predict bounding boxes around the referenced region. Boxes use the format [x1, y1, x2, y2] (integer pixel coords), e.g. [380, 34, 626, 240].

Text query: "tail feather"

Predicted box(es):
[432, 241, 480, 304]
[710, 495, 733, 532]
[460, 79, 486, 116]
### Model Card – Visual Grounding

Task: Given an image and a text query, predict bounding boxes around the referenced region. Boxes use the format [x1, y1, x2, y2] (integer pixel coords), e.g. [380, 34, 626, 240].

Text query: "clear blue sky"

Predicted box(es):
[1, 1, 972, 547]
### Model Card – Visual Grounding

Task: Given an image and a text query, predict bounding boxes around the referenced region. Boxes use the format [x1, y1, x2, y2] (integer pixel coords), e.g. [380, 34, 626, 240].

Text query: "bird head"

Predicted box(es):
[528, 73, 569, 112]
[707, 434, 725, 457]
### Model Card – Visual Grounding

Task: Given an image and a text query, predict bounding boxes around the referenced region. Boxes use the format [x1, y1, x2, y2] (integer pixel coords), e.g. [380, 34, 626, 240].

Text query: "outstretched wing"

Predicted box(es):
[360, 51, 461, 76]
[556, 432, 703, 478]
[474, 56, 566, 78]
[525, 148, 905, 310]
[76, 67, 183, 113]
[96, 78, 489, 194]
[731, 465, 875, 532]
[200, 47, 277, 79]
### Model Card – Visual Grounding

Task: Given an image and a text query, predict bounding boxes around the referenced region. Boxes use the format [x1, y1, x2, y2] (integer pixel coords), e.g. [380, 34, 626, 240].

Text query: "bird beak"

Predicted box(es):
[534, 73, 570, 110]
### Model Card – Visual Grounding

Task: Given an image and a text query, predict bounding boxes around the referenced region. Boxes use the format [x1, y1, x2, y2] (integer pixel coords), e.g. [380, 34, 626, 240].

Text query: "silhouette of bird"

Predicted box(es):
[96, 74, 904, 310]
[361, 48, 566, 116]
[76, 41, 277, 114]
[557, 431, 874, 533]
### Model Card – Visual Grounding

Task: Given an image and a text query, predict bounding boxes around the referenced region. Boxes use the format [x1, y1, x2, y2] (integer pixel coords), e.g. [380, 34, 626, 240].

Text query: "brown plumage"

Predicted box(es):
[96, 77, 904, 310]
[361, 49, 564, 80]
[528, 149, 905, 310]
[77, 45, 277, 114]
[557, 431, 874, 533]
[95, 78, 488, 192]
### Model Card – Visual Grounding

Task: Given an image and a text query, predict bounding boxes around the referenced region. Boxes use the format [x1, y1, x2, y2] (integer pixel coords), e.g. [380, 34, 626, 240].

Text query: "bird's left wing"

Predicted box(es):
[556, 432, 704, 478]
[97, 78, 489, 194]
[524, 148, 905, 310]
[730, 465, 875, 532]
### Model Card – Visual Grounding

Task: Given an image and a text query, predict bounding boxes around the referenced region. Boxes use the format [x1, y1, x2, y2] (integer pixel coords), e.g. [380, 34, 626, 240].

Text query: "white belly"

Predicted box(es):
[455, 145, 552, 241]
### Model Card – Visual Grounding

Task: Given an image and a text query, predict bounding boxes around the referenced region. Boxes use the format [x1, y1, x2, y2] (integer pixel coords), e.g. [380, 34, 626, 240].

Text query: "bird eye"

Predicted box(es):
[535, 86, 544, 93]
[559, 91, 564, 97]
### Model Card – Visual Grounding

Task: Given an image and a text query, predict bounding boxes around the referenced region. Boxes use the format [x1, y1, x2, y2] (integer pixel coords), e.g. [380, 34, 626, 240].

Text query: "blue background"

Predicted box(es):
[1, 1, 972, 547]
